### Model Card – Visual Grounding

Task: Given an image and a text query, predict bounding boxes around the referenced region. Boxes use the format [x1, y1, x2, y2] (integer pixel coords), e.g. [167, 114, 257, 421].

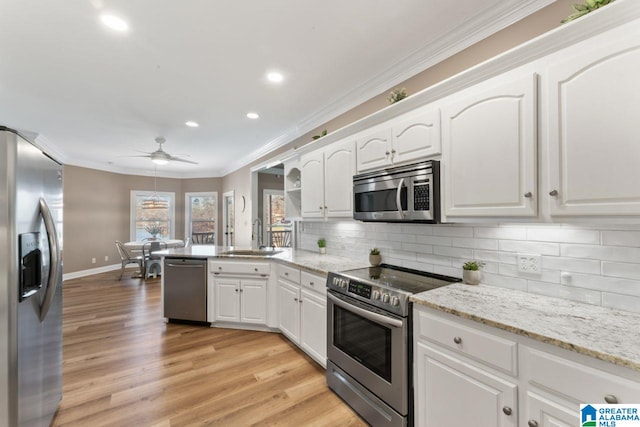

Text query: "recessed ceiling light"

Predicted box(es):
[185, 121, 199, 128]
[100, 14, 129, 32]
[267, 72, 284, 83]
[246, 112, 260, 119]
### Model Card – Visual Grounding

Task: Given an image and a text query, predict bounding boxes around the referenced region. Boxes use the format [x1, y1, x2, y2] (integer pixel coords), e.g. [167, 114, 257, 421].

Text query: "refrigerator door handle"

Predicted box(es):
[39, 197, 61, 321]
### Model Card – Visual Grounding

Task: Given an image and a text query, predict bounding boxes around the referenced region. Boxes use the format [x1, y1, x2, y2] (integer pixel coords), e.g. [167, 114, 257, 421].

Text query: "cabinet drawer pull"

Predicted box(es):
[309, 282, 314, 286]
[502, 406, 512, 416]
[524, 192, 532, 198]
[294, 297, 298, 302]
[453, 336, 462, 344]
[254, 268, 258, 272]
[604, 395, 618, 404]
[528, 420, 538, 427]
[235, 288, 238, 292]
[549, 189, 558, 196]
[385, 151, 390, 156]
[284, 272, 289, 276]
[218, 266, 222, 270]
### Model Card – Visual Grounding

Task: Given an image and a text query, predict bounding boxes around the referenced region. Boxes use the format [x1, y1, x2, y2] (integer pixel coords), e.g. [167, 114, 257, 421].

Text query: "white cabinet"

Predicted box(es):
[283, 156, 302, 219]
[356, 106, 441, 172]
[214, 277, 267, 324]
[301, 139, 355, 218]
[277, 265, 327, 367]
[414, 305, 640, 427]
[442, 73, 537, 218]
[545, 32, 640, 217]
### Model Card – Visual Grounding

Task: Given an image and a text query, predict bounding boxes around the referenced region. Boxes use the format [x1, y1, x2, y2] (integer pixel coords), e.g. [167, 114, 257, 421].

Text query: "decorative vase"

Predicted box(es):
[319, 247, 326, 254]
[463, 269, 482, 285]
[369, 254, 381, 266]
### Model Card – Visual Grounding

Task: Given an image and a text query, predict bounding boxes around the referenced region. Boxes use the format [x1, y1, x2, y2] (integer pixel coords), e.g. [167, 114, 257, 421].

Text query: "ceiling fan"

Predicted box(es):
[133, 137, 198, 165]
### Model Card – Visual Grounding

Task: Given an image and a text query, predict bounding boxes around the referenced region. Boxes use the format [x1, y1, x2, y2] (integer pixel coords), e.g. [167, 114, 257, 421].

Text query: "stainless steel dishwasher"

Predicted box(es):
[163, 257, 208, 323]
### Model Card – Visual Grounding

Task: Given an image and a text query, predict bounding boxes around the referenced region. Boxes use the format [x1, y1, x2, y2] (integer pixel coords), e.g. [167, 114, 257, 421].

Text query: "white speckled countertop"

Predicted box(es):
[411, 283, 640, 372]
[160, 246, 368, 276]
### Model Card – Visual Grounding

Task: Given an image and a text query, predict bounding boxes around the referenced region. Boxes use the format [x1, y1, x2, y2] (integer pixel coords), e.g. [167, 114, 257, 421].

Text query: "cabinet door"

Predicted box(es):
[324, 139, 355, 217]
[546, 36, 640, 216]
[300, 150, 325, 218]
[415, 342, 517, 427]
[356, 128, 392, 172]
[524, 391, 576, 427]
[240, 279, 267, 324]
[300, 289, 327, 366]
[215, 278, 240, 322]
[442, 73, 537, 217]
[278, 280, 300, 342]
[392, 106, 441, 164]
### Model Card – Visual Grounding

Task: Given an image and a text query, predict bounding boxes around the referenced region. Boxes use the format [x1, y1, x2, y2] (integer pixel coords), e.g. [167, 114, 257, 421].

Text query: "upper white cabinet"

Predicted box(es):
[545, 33, 640, 217]
[356, 106, 441, 172]
[442, 72, 538, 218]
[283, 156, 302, 219]
[301, 139, 355, 218]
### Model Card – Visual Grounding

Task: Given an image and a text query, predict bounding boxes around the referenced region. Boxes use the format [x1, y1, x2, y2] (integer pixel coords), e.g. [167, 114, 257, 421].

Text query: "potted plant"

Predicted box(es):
[369, 248, 381, 266]
[462, 260, 485, 285]
[317, 238, 326, 254]
[145, 223, 164, 240]
[388, 87, 407, 104]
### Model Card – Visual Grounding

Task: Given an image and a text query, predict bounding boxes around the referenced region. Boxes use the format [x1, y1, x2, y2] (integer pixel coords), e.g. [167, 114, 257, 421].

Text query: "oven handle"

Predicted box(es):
[328, 293, 403, 328]
[396, 178, 405, 219]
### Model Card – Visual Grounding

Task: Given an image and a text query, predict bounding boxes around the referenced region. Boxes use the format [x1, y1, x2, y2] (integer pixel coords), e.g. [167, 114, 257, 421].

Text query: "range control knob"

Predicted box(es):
[371, 290, 380, 300]
[381, 293, 390, 304]
[390, 296, 400, 306]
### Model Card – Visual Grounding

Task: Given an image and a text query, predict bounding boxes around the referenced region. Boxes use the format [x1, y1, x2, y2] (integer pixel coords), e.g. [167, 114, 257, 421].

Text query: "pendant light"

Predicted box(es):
[142, 166, 169, 210]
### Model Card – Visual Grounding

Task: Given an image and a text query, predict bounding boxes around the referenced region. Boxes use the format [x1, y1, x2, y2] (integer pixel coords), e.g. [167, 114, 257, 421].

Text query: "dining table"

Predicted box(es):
[124, 239, 185, 252]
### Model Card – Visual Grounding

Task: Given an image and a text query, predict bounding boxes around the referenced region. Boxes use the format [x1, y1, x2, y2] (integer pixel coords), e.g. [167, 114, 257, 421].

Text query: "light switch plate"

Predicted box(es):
[517, 253, 541, 274]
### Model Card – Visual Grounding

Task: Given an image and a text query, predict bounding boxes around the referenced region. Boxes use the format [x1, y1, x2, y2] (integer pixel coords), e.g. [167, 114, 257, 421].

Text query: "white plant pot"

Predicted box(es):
[369, 254, 381, 266]
[463, 269, 482, 285]
[319, 247, 326, 254]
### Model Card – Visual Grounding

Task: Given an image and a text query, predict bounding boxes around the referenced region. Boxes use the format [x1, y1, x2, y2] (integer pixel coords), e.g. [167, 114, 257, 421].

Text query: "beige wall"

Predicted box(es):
[63, 165, 222, 273]
[64, 1, 574, 272]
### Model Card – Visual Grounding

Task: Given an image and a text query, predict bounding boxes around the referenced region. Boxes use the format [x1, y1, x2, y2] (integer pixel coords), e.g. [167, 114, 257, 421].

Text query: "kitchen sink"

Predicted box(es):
[220, 249, 283, 257]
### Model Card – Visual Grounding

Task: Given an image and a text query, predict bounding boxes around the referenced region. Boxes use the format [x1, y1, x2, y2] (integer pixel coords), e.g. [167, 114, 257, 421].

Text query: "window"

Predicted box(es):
[130, 191, 175, 241]
[185, 192, 217, 245]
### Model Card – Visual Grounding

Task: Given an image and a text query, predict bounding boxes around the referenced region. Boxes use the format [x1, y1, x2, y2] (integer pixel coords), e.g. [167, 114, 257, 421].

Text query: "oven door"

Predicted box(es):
[327, 291, 408, 415]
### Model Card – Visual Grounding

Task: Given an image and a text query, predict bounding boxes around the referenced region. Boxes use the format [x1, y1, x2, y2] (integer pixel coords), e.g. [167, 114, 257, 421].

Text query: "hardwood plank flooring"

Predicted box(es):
[52, 271, 366, 427]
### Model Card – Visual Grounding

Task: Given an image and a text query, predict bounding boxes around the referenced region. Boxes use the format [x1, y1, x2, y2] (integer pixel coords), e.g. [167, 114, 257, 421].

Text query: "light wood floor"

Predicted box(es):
[52, 271, 366, 427]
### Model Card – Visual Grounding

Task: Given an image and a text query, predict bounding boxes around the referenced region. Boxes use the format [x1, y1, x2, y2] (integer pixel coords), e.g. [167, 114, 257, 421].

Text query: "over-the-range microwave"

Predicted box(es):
[353, 160, 440, 223]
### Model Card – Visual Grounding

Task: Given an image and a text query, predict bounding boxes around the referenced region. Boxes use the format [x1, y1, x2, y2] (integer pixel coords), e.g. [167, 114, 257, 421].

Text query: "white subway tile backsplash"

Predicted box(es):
[527, 228, 600, 244]
[300, 220, 640, 313]
[499, 240, 560, 256]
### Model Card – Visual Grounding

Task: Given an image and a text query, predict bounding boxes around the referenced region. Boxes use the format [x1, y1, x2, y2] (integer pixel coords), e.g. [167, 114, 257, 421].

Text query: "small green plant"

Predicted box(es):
[370, 248, 380, 255]
[462, 260, 485, 271]
[561, 0, 615, 23]
[312, 130, 327, 140]
[388, 87, 407, 104]
[317, 238, 326, 248]
[145, 223, 164, 236]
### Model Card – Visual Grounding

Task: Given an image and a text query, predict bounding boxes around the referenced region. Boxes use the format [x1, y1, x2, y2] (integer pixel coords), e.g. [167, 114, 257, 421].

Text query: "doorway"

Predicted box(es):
[263, 189, 290, 247]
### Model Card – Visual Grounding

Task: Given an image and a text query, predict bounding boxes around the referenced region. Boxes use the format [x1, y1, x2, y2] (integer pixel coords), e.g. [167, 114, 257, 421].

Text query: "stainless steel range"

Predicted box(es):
[326, 264, 460, 427]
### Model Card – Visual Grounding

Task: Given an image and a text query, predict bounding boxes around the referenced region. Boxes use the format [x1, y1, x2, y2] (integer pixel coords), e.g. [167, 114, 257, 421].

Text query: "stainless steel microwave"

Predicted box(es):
[353, 160, 440, 223]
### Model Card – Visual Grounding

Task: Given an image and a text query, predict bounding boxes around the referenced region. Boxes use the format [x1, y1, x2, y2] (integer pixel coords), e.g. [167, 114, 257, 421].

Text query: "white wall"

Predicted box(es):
[300, 220, 640, 314]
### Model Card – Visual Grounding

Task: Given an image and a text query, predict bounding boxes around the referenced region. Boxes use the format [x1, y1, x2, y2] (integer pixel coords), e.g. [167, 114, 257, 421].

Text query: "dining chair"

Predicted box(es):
[143, 241, 167, 279]
[115, 240, 144, 280]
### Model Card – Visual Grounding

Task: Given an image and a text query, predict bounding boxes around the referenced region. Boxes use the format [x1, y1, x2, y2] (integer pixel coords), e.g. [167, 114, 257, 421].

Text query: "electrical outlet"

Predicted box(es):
[104, 255, 109, 262]
[517, 254, 541, 274]
[91, 257, 96, 264]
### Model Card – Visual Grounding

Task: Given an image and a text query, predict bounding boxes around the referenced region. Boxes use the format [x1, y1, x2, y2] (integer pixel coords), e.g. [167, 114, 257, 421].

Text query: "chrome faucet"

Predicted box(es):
[252, 218, 263, 247]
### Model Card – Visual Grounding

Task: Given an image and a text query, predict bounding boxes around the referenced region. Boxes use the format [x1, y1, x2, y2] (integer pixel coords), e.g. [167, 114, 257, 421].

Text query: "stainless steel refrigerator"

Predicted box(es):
[0, 126, 63, 426]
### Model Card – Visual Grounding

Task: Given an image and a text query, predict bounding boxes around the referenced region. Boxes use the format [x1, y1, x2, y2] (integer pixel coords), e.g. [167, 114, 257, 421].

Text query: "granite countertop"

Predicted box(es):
[411, 283, 640, 372]
[160, 246, 368, 276]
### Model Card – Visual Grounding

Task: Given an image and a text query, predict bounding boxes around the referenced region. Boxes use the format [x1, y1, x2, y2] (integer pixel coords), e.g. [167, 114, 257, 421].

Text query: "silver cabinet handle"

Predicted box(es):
[528, 420, 538, 427]
[254, 268, 258, 272]
[309, 282, 314, 286]
[453, 336, 462, 344]
[502, 407, 512, 416]
[604, 395, 618, 404]
[324, 206, 327, 210]
[299, 299, 303, 304]
[284, 272, 289, 276]
[524, 192, 532, 198]
[549, 189, 558, 196]
[385, 151, 390, 155]
[391, 149, 396, 154]
[319, 206, 323, 210]
[294, 297, 298, 302]
[218, 266, 222, 270]
[235, 288, 238, 292]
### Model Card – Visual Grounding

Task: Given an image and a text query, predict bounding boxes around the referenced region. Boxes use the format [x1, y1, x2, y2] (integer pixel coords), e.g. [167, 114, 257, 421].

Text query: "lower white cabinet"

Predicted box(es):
[414, 305, 640, 427]
[277, 266, 327, 367]
[214, 277, 267, 324]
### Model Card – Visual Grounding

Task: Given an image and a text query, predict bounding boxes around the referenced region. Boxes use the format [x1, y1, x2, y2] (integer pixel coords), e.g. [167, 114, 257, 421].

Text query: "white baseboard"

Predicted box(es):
[63, 263, 129, 280]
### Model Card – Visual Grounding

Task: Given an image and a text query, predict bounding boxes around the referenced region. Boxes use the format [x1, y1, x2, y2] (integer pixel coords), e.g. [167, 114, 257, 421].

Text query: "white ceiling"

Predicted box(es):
[0, 0, 552, 178]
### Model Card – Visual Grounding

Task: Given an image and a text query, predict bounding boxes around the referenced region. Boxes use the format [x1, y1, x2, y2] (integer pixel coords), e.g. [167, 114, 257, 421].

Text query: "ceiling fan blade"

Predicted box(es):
[169, 156, 199, 165]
